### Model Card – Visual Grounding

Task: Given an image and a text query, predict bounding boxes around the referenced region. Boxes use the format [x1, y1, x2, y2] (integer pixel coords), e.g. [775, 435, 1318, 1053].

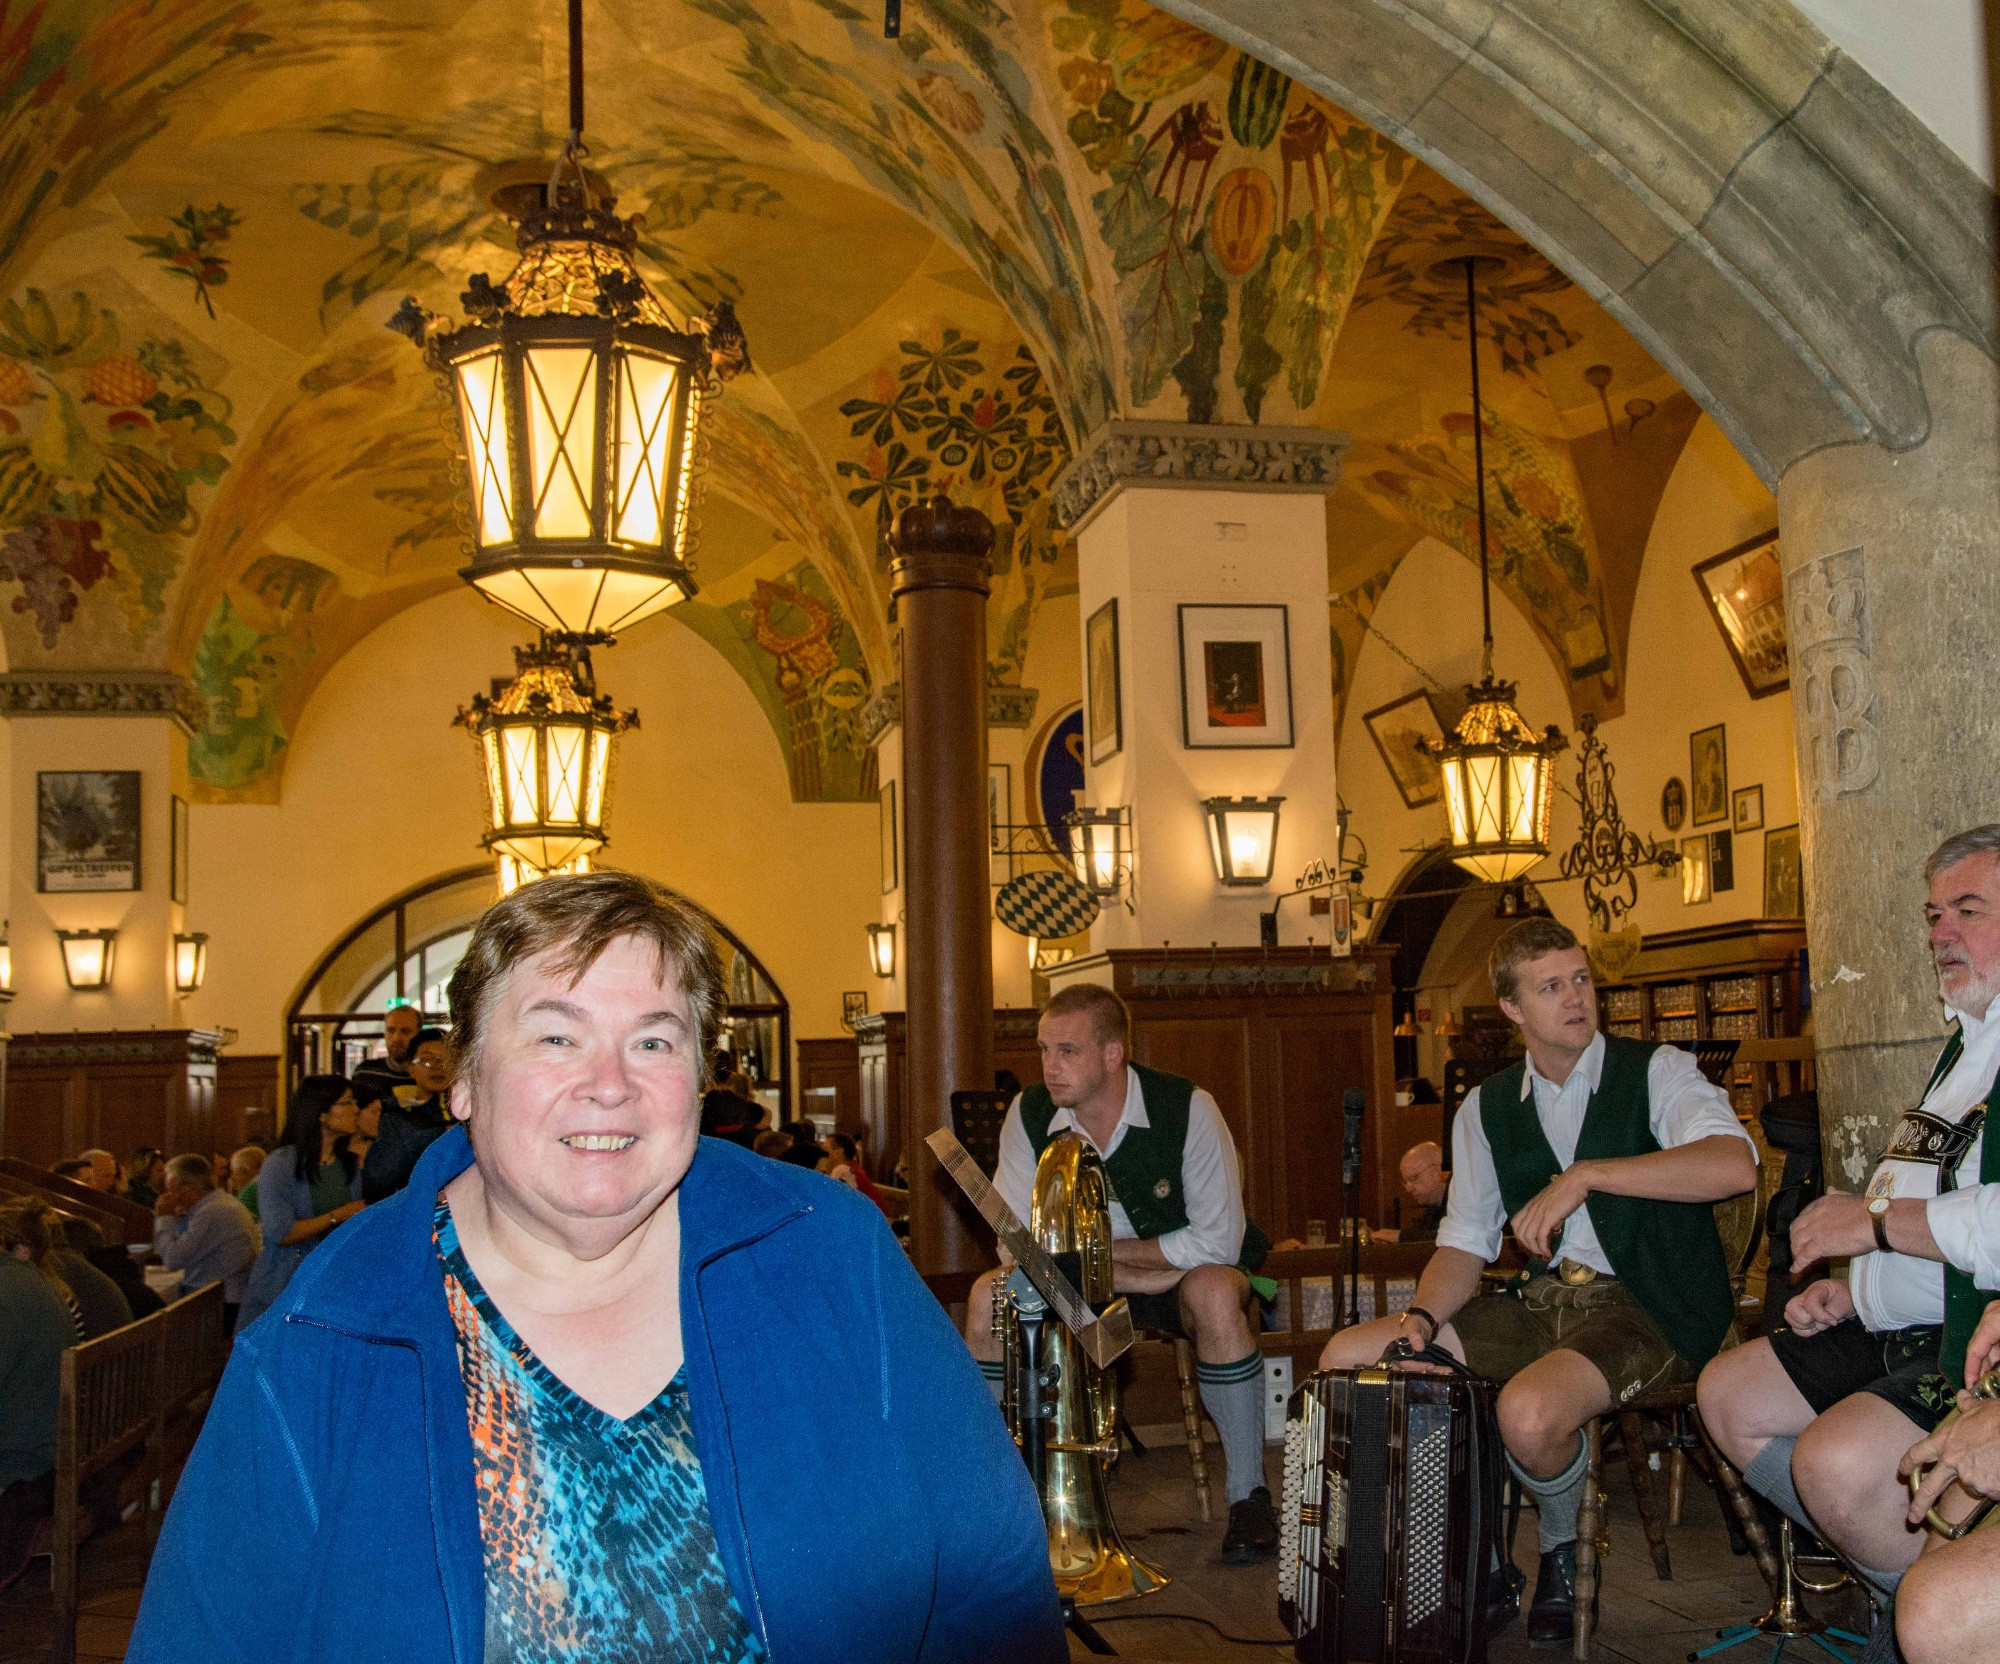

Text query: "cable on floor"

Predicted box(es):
[1082, 1609, 1294, 1649]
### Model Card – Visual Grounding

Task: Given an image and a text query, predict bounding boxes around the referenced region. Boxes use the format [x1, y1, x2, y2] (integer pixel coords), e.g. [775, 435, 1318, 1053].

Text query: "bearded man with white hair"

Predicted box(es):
[1700, 825, 2000, 1617]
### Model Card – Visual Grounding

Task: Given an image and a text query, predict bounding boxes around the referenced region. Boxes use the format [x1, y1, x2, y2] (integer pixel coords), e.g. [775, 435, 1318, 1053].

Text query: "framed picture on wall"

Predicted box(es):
[840, 991, 868, 1031]
[170, 794, 190, 904]
[1680, 834, 1712, 905]
[38, 771, 142, 893]
[1086, 599, 1122, 765]
[1693, 530, 1788, 698]
[1732, 784, 1764, 833]
[988, 764, 1011, 853]
[1361, 690, 1448, 808]
[1765, 824, 1803, 917]
[1711, 828, 1736, 893]
[1690, 724, 1729, 826]
[878, 780, 898, 895]
[1177, 603, 1293, 748]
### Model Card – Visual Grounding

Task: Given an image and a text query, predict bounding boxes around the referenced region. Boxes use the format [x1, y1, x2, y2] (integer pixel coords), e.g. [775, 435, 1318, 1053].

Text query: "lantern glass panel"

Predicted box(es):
[1507, 754, 1541, 843]
[454, 351, 514, 547]
[1465, 753, 1505, 844]
[1225, 809, 1275, 880]
[672, 395, 702, 557]
[173, 935, 207, 992]
[544, 722, 587, 823]
[583, 729, 610, 824]
[0, 940, 13, 993]
[614, 353, 681, 547]
[523, 345, 598, 540]
[60, 933, 113, 989]
[1440, 758, 1470, 848]
[1206, 814, 1225, 882]
[481, 732, 506, 827]
[500, 725, 540, 825]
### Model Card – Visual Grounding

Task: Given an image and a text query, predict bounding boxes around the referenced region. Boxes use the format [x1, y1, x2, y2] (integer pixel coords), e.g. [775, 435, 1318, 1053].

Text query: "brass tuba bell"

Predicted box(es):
[997, 1131, 1169, 1606]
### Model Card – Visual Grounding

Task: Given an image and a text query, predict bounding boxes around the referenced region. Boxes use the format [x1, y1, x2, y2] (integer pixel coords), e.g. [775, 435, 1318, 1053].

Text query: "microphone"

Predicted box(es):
[1342, 1087, 1365, 1187]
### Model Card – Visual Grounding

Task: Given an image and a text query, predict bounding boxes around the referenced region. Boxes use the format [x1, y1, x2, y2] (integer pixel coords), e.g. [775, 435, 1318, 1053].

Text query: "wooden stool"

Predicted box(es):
[1133, 1330, 1211, 1522]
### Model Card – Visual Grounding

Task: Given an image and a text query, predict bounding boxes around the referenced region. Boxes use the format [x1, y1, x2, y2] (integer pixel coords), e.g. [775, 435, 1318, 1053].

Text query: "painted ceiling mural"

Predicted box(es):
[0, 0, 1714, 805]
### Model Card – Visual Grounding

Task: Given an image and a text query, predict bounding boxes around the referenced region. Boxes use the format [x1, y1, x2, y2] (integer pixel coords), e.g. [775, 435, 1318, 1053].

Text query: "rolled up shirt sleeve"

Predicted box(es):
[1927, 1185, 2000, 1289]
[1435, 1085, 1509, 1263]
[1647, 1045, 1760, 1159]
[1154, 1090, 1247, 1272]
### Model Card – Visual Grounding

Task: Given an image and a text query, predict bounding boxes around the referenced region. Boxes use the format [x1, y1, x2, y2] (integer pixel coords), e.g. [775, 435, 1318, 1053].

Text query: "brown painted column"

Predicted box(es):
[890, 494, 995, 1274]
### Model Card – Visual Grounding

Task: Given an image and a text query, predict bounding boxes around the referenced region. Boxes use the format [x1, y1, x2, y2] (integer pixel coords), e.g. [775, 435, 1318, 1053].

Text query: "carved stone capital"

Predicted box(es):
[1050, 420, 1350, 531]
[861, 682, 1041, 743]
[861, 685, 903, 745]
[0, 671, 207, 734]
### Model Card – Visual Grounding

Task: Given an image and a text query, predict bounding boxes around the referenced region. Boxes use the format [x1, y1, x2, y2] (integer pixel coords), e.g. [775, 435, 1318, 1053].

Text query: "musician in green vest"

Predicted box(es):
[1319, 916, 1758, 1645]
[962, 983, 1278, 1564]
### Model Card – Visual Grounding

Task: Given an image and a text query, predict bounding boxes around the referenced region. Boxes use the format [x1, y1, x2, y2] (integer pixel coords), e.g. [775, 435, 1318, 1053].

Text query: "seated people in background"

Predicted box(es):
[57, 1215, 160, 1320]
[1373, 1141, 1450, 1242]
[361, 1029, 454, 1203]
[75, 1149, 118, 1194]
[825, 1131, 896, 1217]
[228, 1145, 266, 1221]
[0, 1201, 72, 1592]
[50, 1158, 94, 1186]
[237, 1077, 367, 1330]
[1319, 917, 1757, 1644]
[965, 983, 1278, 1563]
[752, 1129, 794, 1160]
[153, 1155, 261, 1330]
[128, 871, 1061, 1664]
[775, 1120, 826, 1169]
[43, 1208, 131, 1339]
[352, 1001, 422, 1103]
[1711, 827, 2000, 1607]
[122, 1148, 165, 1208]
[700, 1071, 765, 1147]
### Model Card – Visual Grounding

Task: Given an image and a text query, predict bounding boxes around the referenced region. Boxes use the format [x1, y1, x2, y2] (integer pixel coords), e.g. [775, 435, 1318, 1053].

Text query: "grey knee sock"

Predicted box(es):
[1744, 1436, 1811, 1531]
[977, 1357, 1004, 1404]
[1508, 1434, 1591, 1554]
[1197, 1352, 1268, 1505]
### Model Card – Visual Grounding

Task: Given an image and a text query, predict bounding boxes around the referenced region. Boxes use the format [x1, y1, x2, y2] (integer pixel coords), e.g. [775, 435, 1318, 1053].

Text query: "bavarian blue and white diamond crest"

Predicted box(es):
[994, 869, 1100, 938]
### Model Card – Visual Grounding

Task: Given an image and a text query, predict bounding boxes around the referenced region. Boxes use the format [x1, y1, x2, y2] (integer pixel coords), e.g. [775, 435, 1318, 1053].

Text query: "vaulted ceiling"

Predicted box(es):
[0, 0, 1722, 804]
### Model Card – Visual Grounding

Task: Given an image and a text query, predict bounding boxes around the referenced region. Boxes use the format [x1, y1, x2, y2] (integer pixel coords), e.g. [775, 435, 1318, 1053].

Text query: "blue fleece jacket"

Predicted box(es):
[127, 1128, 1063, 1664]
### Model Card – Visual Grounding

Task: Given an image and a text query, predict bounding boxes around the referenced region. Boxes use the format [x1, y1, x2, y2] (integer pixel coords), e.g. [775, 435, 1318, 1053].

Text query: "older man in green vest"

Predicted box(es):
[1319, 916, 1758, 1645]
[963, 983, 1277, 1563]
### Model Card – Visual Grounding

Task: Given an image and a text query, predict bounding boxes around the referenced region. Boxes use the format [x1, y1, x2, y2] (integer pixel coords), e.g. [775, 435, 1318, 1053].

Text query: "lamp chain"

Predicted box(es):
[567, 0, 585, 141]
[1329, 594, 1455, 701]
[1464, 256, 1493, 683]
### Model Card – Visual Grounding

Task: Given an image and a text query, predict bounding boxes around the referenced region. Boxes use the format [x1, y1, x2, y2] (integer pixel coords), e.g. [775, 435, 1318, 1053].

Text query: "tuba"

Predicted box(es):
[994, 1132, 1168, 1606]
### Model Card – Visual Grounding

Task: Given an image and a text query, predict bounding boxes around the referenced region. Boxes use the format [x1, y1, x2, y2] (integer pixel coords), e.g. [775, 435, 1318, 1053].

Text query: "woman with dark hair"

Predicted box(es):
[236, 1076, 365, 1330]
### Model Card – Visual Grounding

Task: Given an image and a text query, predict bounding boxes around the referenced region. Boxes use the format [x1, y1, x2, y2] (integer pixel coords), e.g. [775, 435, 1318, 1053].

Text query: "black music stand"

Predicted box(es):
[949, 1090, 1012, 1178]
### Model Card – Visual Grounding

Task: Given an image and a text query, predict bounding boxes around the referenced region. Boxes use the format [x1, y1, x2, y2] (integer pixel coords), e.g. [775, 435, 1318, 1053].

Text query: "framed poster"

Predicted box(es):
[878, 781, 898, 895]
[1661, 777, 1687, 831]
[1732, 784, 1764, 833]
[1680, 834, 1712, 905]
[1711, 828, 1735, 893]
[1177, 604, 1293, 748]
[1361, 690, 1448, 809]
[38, 771, 141, 893]
[841, 991, 868, 1031]
[1690, 724, 1729, 826]
[1764, 824, 1803, 918]
[170, 794, 190, 904]
[1086, 599, 1122, 765]
[988, 764, 1011, 853]
[1693, 530, 1788, 698]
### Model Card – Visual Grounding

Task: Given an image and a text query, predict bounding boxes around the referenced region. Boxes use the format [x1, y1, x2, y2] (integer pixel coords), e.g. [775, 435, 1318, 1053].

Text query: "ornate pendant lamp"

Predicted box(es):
[389, 0, 750, 643]
[1424, 258, 1568, 884]
[457, 638, 636, 883]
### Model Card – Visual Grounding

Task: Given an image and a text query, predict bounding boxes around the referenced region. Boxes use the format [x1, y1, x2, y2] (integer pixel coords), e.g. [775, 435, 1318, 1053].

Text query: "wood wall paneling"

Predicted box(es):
[214, 1055, 281, 1152]
[2, 1032, 225, 1169]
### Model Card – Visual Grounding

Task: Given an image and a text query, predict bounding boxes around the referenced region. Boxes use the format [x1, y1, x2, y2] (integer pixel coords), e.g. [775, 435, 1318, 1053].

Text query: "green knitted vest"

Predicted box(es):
[1020, 1063, 1194, 1239]
[1481, 1035, 1735, 1369]
[1927, 1027, 2000, 1382]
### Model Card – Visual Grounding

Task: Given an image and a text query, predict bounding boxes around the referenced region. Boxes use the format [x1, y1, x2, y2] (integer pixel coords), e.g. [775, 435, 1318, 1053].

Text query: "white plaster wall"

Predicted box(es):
[176, 588, 878, 1062]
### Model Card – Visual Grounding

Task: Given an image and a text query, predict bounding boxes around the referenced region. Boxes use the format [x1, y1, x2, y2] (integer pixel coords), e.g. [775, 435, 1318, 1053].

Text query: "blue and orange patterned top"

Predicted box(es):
[436, 1201, 764, 1664]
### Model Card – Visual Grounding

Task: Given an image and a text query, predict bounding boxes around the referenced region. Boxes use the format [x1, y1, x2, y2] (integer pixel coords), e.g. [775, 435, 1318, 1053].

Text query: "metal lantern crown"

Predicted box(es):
[458, 640, 636, 875]
[1426, 676, 1568, 883]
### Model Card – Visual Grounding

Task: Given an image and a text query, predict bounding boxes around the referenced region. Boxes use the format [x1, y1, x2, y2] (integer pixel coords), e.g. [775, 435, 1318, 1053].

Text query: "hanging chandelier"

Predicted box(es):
[388, 0, 750, 643]
[1424, 256, 1567, 885]
[457, 638, 636, 885]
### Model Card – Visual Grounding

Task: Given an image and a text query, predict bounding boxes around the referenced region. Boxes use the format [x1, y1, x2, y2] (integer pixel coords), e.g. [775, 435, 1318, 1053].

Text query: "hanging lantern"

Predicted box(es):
[1064, 806, 1129, 899]
[387, 1, 750, 642]
[457, 640, 636, 879]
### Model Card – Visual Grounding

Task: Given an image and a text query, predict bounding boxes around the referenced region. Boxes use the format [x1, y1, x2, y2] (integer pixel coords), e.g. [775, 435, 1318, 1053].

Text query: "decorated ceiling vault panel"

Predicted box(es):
[0, 0, 1727, 805]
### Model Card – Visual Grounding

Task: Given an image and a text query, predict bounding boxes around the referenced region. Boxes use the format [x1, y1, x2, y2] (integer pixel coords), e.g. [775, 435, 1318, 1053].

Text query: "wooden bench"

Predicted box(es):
[50, 1281, 230, 1664]
[0, 1158, 156, 1245]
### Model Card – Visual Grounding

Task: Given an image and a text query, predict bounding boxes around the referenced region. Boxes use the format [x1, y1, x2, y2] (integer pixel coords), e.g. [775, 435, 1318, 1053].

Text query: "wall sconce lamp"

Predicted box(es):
[1201, 796, 1285, 887]
[1064, 805, 1129, 900]
[1393, 1011, 1421, 1038]
[866, 922, 897, 979]
[0, 921, 13, 994]
[173, 932, 209, 994]
[56, 928, 117, 991]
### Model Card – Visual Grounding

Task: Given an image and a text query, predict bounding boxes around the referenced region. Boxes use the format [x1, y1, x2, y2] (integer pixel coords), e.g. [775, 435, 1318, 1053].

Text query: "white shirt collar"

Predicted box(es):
[1048, 1066, 1149, 1147]
[1520, 1028, 1606, 1100]
[1949, 999, 1999, 1037]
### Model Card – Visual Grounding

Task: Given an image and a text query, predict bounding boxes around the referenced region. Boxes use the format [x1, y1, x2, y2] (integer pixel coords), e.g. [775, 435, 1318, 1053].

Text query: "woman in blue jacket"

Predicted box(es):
[129, 872, 1061, 1664]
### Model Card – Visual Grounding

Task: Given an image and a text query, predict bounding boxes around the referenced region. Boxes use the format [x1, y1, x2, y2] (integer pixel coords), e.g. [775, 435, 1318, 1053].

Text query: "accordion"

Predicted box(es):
[1279, 1361, 1503, 1664]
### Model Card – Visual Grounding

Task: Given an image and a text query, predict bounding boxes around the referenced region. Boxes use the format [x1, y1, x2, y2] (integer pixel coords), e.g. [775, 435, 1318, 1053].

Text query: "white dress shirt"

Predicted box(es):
[1436, 1031, 1757, 1273]
[1911, 1003, 2000, 1306]
[993, 1067, 1246, 1272]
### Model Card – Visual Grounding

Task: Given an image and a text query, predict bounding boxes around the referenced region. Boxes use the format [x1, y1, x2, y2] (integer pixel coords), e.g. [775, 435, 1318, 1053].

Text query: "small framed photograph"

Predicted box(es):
[170, 794, 190, 904]
[1086, 599, 1122, 765]
[1693, 530, 1788, 698]
[1661, 777, 1687, 831]
[1178, 603, 1293, 748]
[1711, 828, 1736, 893]
[1690, 724, 1729, 826]
[1362, 690, 1449, 809]
[1732, 784, 1764, 834]
[1764, 824, 1803, 917]
[1681, 835, 1712, 905]
[38, 771, 141, 893]
[879, 781, 898, 894]
[841, 991, 868, 1031]
[988, 763, 1011, 854]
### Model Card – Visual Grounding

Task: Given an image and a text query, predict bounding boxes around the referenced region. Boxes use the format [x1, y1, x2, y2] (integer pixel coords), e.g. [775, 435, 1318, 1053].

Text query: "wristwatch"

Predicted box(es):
[1868, 1194, 1894, 1252]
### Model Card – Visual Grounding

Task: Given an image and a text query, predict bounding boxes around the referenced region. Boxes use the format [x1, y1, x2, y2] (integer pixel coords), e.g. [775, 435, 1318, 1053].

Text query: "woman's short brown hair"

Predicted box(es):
[447, 871, 725, 1087]
[1487, 917, 1582, 1003]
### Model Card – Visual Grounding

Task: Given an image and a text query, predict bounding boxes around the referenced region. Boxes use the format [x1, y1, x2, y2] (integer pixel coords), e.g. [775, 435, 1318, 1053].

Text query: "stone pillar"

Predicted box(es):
[1775, 334, 2000, 1183]
[889, 495, 995, 1273]
[1051, 422, 1350, 955]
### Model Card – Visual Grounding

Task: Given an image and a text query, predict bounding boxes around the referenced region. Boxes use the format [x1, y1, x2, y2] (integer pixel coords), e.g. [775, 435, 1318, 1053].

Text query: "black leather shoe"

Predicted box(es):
[1220, 1485, 1280, 1564]
[1527, 1541, 1588, 1648]
[1485, 1559, 1526, 1635]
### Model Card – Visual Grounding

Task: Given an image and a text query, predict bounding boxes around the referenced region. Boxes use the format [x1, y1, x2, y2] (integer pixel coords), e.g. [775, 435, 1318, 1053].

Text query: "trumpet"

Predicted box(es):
[1907, 1368, 2000, 1540]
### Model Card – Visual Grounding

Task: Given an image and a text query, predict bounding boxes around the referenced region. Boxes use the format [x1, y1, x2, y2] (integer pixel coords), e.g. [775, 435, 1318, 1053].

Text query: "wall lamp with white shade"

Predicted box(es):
[56, 928, 117, 991]
[866, 922, 897, 979]
[173, 932, 209, 994]
[1201, 796, 1285, 887]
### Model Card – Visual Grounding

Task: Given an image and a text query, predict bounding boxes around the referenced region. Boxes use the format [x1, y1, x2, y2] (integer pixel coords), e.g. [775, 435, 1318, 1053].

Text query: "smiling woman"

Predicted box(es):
[127, 872, 1064, 1664]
